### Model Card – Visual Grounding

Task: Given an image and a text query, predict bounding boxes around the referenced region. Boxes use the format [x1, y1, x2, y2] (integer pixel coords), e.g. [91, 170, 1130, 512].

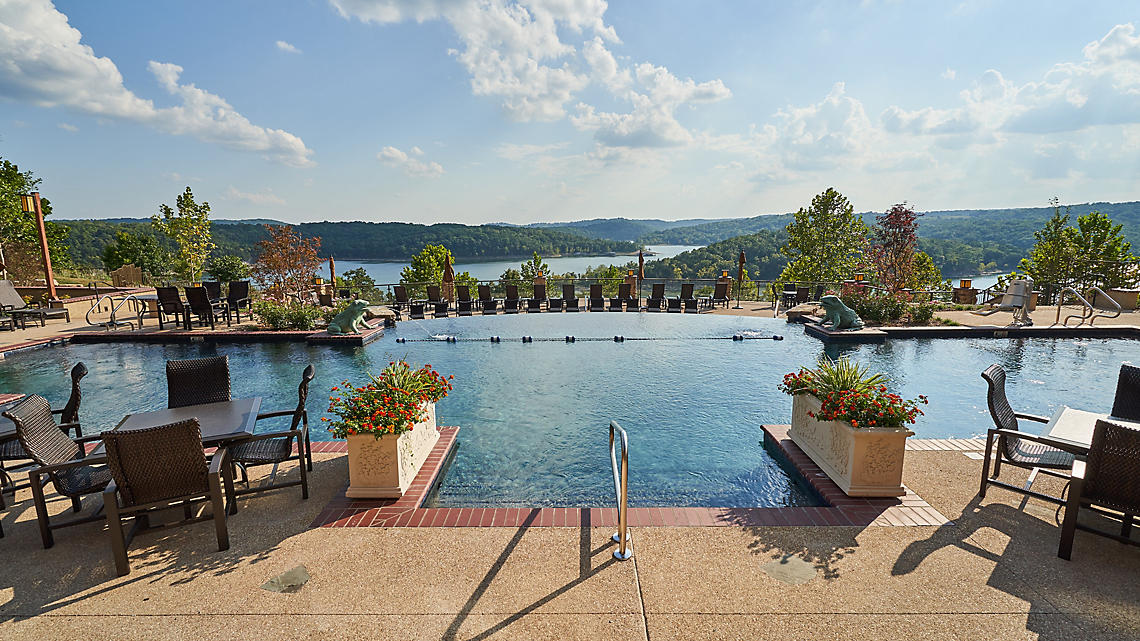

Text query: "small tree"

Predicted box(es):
[207, 255, 251, 283]
[101, 230, 173, 281]
[401, 244, 476, 298]
[152, 187, 215, 282]
[0, 157, 72, 281]
[780, 188, 868, 284]
[1018, 198, 1079, 287]
[520, 252, 550, 281]
[869, 203, 920, 291]
[250, 225, 323, 300]
[1071, 211, 1135, 288]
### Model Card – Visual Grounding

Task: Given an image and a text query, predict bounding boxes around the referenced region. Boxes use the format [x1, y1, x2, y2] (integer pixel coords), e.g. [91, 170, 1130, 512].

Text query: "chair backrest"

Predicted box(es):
[506, 284, 519, 300]
[562, 284, 576, 299]
[783, 282, 798, 294]
[478, 285, 492, 301]
[203, 281, 222, 300]
[681, 283, 694, 299]
[981, 364, 1019, 432]
[427, 285, 442, 302]
[288, 365, 316, 430]
[457, 285, 471, 302]
[618, 283, 630, 299]
[0, 280, 29, 311]
[714, 282, 728, 298]
[59, 362, 88, 425]
[1111, 363, 1140, 421]
[4, 395, 81, 467]
[167, 356, 231, 409]
[651, 283, 665, 299]
[1083, 419, 1140, 514]
[102, 419, 209, 507]
[590, 284, 602, 298]
[156, 287, 182, 312]
[227, 281, 250, 304]
[533, 283, 546, 300]
[394, 285, 409, 303]
[999, 280, 1031, 308]
[184, 287, 213, 313]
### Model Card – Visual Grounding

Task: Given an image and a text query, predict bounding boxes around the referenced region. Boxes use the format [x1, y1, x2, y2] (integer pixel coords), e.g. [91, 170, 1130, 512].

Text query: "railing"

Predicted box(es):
[1055, 286, 1122, 327]
[86, 293, 146, 331]
[608, 420, 632, 561]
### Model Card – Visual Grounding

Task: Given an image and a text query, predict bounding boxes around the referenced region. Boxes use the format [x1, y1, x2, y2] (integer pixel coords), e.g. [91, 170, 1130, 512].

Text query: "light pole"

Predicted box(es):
[19, 192, 57, 300]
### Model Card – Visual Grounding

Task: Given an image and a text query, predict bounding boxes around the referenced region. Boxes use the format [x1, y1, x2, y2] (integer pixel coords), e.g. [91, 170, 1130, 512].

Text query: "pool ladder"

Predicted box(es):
[86, 293, 146, 331]
[608, 420, 632, 561]
[1053, 286, 1122, 327]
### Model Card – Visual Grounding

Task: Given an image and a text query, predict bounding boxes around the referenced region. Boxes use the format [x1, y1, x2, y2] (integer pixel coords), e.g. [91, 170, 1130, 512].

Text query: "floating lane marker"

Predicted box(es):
[393, 334, 783, 343]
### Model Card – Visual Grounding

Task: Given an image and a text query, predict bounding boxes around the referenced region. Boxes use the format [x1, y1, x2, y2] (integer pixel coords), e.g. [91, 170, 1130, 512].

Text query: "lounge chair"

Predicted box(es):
[3, 395, 110, 548]
[978, 364, 1082, 505]
[167, 356, 231, 409]
[229, 364, 313, 501]
[563, 284, 580, 312]
[1111, 363, 1140, 421]
[426, 285, 449, 318]
[610, 283, 633, 311]
[549, 285, 564, 312]
[589, 284, 605, 312]
[780, 283, 798, 310]
[972, 279, 1034, 326]
[185, 287, 230, 330]
[645, 283, 665, 311]
[156, 286, 188, 330]
[1057, 419, 1140, 560]
[673, 283, 697, 313]
[203, 281, 223, 302]
[527, 283, 547, 313]
[391, 285, 410, 312]
[101, 418, 235, 575]
[478, 285, 499, 315]
[0, 280, 70, 327]
[504, 284, 522, 314]
[704, 282, 730, 309]
[227, 281, 252, 323]
[0, 363, 87, 491]
[456, 285, 474, 317]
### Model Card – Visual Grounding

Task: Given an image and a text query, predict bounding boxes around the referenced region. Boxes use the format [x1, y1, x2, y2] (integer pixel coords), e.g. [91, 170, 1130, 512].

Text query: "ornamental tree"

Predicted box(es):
[400, 244, 476, 297]
[1018, 198, 1079, 287]
[780, 188, 868, 284]
[250, 225, 323, 300]
[869, 203, 920, 291]
[101, 230, 173, 280]
[1071, 211, 1135, 288]
[152, 187, 216, 282]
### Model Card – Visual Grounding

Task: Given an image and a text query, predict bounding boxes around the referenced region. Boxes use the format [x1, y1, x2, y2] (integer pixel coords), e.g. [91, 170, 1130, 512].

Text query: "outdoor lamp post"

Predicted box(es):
[19, 192, 57, 300]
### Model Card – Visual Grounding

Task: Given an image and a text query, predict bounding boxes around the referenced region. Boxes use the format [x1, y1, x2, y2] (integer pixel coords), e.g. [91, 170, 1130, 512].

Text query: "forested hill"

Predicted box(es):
[526, 217, 727, 242]
[59, 219, 637, 267]
[638, 201, 1140, 247]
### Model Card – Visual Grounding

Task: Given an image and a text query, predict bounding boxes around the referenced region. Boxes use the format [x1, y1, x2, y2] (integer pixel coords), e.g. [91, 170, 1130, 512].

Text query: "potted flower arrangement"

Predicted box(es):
[779, 358, 926, 497]
[325, 360, 453, 498]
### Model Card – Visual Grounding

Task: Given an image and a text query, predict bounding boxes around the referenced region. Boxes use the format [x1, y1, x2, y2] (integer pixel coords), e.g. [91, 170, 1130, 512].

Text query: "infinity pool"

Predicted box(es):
[0, 314, 1135, 507]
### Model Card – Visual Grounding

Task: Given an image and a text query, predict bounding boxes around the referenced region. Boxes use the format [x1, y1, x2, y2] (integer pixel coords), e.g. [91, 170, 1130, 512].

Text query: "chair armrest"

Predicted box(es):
[238, 429, 303, 443]
[28, 455, 107, 476]
[208, 447, 230, 475]
[74, 434, 104, 444]
[988, 428, 1088, 455]
[1014, 412, 1050, 423]
[1070, 458, 1086, 480]
[58, 421, 85, 436]
[256, 410, 299, 420]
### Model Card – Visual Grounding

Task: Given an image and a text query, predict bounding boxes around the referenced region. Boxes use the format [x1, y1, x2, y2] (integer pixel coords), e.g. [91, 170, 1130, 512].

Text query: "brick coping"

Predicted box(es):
[309, 425, 950, 528]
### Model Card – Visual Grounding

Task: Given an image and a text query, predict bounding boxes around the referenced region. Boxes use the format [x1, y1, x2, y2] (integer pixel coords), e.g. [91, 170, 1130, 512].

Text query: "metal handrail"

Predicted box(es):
[1055, 286, 1122, 327]
[86, 293, 145, 331]
[608, 420, 632, 561]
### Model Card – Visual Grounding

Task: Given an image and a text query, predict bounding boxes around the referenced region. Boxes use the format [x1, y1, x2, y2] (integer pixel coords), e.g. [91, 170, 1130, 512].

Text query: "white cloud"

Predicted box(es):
[275, 40, 302, 54]
[224, 186, 287, 205]
[57, 122, 77, 131]
[378, 145, 445, 177]
[494, 141, 569, 160]
[0, 0, 314, 167]
[941, 68, 956, 80]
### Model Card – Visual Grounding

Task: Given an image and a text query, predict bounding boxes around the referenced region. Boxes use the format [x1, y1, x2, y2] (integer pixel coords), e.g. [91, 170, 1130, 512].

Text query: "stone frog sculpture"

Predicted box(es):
[326, 299, 372, 335]
[819, 294, 864, 331]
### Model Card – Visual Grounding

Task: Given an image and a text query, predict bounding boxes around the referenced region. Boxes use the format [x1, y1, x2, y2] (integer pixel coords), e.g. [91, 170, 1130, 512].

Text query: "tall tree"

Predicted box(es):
[152, 187, 216, 281]
[1018, 198, 1079, 286]
[101, 230, 173, 280]
[0, 157, 71, 281]
[401, 244, 477, 296]
[869, 203, 920, 291]
[250, 225, 323, 299]
[780, 188, 868, 283]
[1071, 210, 1135, 287]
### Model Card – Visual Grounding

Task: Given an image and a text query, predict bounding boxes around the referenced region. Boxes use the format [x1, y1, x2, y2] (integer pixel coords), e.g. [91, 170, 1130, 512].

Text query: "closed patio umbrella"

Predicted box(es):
[735, 250, 746, 308]
[442, 254, 456, 302]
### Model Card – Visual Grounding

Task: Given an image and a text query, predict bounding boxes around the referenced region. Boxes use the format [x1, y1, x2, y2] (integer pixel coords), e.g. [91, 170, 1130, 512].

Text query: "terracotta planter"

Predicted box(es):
[787, 393, 912, 497]
[345, 402, 439, 498]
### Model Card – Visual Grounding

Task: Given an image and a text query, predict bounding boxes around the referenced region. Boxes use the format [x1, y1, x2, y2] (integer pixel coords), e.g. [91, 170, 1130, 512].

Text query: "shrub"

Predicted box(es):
[208, 255, 250, 282]
[779, 357, 927, 429]
[252, 300, 322, 331]
[908, 303, 935, 325]
[324, 361, 453, 439]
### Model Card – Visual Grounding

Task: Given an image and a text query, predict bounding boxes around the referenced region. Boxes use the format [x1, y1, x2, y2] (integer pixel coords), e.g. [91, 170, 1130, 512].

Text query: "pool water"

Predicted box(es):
[0, 314, 1135, 508]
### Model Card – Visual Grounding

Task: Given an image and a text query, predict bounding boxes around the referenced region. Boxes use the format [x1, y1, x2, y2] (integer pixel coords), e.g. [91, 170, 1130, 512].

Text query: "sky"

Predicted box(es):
[1, 0, 1139, 225]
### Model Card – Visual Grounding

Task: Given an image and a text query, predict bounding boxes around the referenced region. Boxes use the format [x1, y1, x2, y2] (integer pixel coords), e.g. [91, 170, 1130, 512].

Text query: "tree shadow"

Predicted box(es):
[716, 509, 860, 580]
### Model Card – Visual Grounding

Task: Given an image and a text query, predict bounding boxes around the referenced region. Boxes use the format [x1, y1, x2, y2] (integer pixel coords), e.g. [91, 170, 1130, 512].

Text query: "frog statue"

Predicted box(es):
[818, 294, 864, 331]
[326, 299, 372, 335]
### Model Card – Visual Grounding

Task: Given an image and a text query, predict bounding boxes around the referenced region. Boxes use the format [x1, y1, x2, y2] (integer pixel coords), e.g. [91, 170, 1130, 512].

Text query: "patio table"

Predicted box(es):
[1044, 406, 1140, 450]
[110, 398, 262, 446]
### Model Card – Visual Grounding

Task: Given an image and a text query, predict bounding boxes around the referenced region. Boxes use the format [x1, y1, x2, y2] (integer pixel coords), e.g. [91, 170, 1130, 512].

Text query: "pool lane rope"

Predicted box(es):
[395, 334, 783, 343]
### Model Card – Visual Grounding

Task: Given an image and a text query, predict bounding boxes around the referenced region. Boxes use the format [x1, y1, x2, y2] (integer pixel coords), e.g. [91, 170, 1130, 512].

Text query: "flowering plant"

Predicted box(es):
[324, 360, 453, 439]
[779, 358, 926, 429]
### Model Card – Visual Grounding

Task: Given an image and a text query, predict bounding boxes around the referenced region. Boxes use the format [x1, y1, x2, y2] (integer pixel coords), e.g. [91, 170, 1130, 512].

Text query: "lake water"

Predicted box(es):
[335, 245, 700, 284]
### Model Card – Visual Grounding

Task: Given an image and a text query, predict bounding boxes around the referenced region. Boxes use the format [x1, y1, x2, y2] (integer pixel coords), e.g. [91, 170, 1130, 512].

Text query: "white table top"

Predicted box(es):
[1045, 406, 1140, 448]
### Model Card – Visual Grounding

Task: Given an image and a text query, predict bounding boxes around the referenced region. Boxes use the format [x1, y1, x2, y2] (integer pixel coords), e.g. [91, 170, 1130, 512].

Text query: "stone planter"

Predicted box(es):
[787, 394, 912, 497]
[345, 402, 439, 498]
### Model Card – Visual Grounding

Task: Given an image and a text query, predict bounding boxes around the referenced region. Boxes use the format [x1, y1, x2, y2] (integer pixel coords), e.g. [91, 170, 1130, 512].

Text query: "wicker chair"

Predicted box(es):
[202, 281, 223, 302]
[1058, 419, 1140, 560]
[588, 284, 605, 312]
[101, 419, 235, 576]
[562, 284, 580, 312]
[167, 356, 231, 409]
[227, 281, 252, 323]
[1111, 363, 1140, 421]
[503, 284, 521, 314]
[229, 365, 314, 500]
[456, 285, 474, 317]
[646, 283, 665, 311]
[1, 363, 88, 491]
[185, 287, 230, 330]
[609, 283, 633, 312]
[477, 285, 499, 315]
[2, 395, 109, 548]
[156, 286, 188, 330]
[979, 364, 1084, 505]
[527, 283, 547, 313]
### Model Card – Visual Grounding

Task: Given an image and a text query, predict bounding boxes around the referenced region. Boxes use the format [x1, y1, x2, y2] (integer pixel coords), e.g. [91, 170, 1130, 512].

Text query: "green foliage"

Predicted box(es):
[1071, 210, 1135, 287]
[152, 187, 216, 281]
[809, 357, 888, 395]
[340, 267, 379, 301]
[838, 284, 908, 324]
[401, 244, 477, 298]
[520, 252, 550, 281]
[643, 231, 786, 281]
[207, 255, 250, 282]
[1018, 199, 1078, 286]
[0, 157, 72, 280]
[101, 230, 173, 280]
[910, 251, 947, 290]
[908, 302, 935, 325]
[252, 299, 322, 330]
[780, 188, 868, 283]
[1016, 199, 1136, 287]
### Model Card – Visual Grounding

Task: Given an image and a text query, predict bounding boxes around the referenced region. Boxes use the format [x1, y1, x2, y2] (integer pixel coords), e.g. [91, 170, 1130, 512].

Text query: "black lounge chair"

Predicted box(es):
[456, 285, 474, 316]
[427, 285, 449, 318]
[504, 284, 522, 314]
[408, 302, 426, 319]
[101, 418, 235, 576]
[610, 283, 633, 311]
[669, 283, 696, 313]
[1058, 418, 1140, 560]
[202, 280, 223, 302]
[185, 287, 230, 330]
[705, 282, 730, 309]
[0, 280, 70, 327]
[646, 283, 665, 311]
[156, 286, 188, 330]
[978, 364, 1082, 505]
[562, 284, 580, 312]
[1111, 363, 1140, 421]
[167, 355, 231, 409]
[549, 285, 564, 312]
[230, 364, 313, 501]
[227, 281, 252, 323]
[527, 283, 547, 313]
[0, 363, 87, 492]
[589, 284, 605, 312]
[392, 285, 410, 312]
[3, 395, 109, 548]
[478, 285, 499, 315]
[781, 283, 798, 310]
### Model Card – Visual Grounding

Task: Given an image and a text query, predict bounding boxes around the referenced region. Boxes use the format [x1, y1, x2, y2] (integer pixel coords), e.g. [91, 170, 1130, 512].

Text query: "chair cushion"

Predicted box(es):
[54, 463, 112, 496]
[230, 438, 294, 465]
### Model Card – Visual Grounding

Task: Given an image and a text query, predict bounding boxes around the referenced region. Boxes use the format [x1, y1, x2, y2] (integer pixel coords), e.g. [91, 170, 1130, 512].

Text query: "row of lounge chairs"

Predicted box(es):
[154, 281, 252, 330]
[0, 280, 71, 330]
[395, 282, 731, 319]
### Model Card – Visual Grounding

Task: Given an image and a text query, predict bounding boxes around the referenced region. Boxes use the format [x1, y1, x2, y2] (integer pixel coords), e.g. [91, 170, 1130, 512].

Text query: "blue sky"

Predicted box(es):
[1, 0, 1139, 224]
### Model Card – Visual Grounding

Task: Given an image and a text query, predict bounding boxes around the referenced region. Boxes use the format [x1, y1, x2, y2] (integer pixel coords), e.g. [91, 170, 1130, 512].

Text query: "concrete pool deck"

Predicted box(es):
[1, 446, 1137, 640]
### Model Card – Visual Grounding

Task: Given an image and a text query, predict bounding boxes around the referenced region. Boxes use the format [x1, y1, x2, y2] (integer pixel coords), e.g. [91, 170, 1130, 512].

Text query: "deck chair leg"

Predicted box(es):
[223, 463, 238, 516]
[209, 475, 230, 551]
[979, 430, 995, 498]
[1123, 513, 1134, 539]
[30, 472, 54, 548]
[298, 447, 309, 500]
[1058, 478, 1084, 560]
[71, 495, 82, 513]
[1016, 468, 1041, 511]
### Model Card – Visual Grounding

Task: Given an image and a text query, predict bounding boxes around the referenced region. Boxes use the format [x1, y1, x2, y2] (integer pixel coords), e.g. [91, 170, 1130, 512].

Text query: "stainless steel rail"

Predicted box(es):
[1055, 286, 1122, 327]
[86, 294, 146, 331]
[608, 420, 632, 561]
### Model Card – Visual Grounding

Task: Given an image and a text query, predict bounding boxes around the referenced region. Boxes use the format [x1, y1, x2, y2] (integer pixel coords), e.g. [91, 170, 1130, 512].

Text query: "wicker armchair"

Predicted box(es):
[229, 365, 314, 500]
[979, 364, 1085, 505]
[646, 283, 665, 312]
[101, 419, 235, 576]
[185, 286, 230, 330]
[202, 281, 223, 302]
[226, 281, 252, 323]
[1, 363, 88, 491]
[155, 286, 188, 330]
[1111, 363, 1140, 421]
[1058, 419, 1140, 560]
[2, 395, 109, 548]
[166, 356, 231, 409]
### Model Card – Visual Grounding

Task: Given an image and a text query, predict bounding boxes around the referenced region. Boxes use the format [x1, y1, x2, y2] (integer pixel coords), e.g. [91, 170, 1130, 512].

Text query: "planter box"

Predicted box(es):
[787, 394, 912, 497]
[345, 402, 440, 498]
